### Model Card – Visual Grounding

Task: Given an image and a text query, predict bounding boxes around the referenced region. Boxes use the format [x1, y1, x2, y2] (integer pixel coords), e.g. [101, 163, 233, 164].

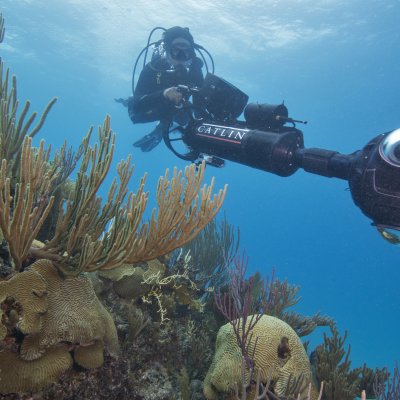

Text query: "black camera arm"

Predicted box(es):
[162, 79, 400, 231]
[179, 119, 400, 231]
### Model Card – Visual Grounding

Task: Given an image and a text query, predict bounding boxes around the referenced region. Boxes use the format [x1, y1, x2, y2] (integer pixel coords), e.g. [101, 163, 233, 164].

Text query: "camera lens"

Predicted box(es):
[379, 128, 400, 167]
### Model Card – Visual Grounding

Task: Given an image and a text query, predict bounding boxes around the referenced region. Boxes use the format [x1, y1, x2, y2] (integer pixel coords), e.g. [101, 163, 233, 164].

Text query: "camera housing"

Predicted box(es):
[170, 74, 400, 231]
[198, 73, 248, 122]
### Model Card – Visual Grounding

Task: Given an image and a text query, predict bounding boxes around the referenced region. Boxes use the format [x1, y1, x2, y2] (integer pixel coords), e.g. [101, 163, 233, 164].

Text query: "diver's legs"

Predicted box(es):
[133, 121, 169, 152]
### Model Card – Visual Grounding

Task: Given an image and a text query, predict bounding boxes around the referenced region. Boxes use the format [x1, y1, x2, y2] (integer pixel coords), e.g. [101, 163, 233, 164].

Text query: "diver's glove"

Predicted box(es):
[163, 87, 183, 105]
[133, 123, 163, 152]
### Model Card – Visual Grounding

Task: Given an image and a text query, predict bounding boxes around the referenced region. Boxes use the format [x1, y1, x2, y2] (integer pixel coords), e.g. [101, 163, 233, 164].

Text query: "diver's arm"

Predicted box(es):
[130, 66, 171, 123]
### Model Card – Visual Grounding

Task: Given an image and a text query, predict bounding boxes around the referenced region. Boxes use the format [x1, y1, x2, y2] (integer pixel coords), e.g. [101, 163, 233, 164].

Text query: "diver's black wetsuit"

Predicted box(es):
[129, 55, 204, 124]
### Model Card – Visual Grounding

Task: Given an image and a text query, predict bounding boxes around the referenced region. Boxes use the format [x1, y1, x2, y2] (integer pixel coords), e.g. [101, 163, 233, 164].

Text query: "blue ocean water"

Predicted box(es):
[1, 0, 399, 373]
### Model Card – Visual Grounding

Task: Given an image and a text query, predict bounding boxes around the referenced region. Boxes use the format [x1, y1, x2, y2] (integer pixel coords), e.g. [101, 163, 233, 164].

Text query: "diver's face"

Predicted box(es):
[168, 38, 193, 66]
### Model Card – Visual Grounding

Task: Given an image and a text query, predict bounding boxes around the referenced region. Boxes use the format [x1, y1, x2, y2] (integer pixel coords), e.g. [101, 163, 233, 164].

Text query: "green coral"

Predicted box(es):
[312, 324, 361, 400]
[311, 324, 390, 400]
[177, 213, 240, 293]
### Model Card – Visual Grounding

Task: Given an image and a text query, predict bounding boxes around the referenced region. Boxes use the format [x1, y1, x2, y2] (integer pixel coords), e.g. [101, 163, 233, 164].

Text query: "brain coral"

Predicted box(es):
[29, 259, 119, 358]
[203, 315, 319, 400]
[0, 268, 48, 337]
[0, 259, 119, 394]
[0, 346, 73, 394]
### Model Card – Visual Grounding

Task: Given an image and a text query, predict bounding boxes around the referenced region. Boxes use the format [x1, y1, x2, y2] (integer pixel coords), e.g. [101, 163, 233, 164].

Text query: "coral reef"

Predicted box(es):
[0, 12, 395, 400]
[0, 12, 227, 394]
[203, 315, 320, 400]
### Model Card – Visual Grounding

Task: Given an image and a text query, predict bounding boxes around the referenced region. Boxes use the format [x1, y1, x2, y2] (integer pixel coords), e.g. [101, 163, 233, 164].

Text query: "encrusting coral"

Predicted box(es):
[0, 12, 227, 394]
[98, 259, 165, 300]
[203, 315, 319, 400]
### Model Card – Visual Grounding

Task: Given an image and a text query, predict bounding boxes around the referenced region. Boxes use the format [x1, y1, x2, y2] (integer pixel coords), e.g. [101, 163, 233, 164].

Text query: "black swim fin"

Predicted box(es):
[114, 97, 129, 107]
[133, 123, 163, 152]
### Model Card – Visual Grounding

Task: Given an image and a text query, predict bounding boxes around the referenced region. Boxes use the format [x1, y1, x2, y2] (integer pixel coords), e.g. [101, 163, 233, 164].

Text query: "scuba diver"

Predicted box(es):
[116, 26, 214, 152]
[114, 29, 400, 239]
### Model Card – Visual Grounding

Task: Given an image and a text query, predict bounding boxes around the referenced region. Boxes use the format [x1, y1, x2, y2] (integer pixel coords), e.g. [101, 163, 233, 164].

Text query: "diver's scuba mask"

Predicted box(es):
[152, 41, 193, 70]
[170, 44, 193, 61]
[166, 38, 194, 67]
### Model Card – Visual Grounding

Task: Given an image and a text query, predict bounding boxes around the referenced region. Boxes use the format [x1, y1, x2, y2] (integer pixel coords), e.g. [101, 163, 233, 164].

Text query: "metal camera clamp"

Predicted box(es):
[163, 74, 400, 239]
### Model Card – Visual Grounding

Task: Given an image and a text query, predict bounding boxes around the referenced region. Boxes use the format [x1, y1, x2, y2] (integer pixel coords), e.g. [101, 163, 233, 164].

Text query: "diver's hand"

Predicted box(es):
[163, 87, 183, 105]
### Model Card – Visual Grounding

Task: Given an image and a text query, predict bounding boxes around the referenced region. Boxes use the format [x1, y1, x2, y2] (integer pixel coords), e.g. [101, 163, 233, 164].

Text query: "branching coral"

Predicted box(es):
[312, 326, 393, 400]
[374, 362, 400, 400]
[0, 58, 56, 174]
[311, 324, 361, 400]
[27, 119, 146, 275]
[215, 253, 265, 368]
[0, 57, 227, 276]
[284, 311, 333, 338]
[357, 363, 390, 399]
[247, 269, 332, 338]
[176, 213, 240, 292]
[0, 137, 58, 270]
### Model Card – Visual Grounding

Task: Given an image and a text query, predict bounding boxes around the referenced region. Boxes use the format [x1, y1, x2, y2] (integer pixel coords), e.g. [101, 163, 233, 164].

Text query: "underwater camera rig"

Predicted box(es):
[163, 73, 400, 235]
